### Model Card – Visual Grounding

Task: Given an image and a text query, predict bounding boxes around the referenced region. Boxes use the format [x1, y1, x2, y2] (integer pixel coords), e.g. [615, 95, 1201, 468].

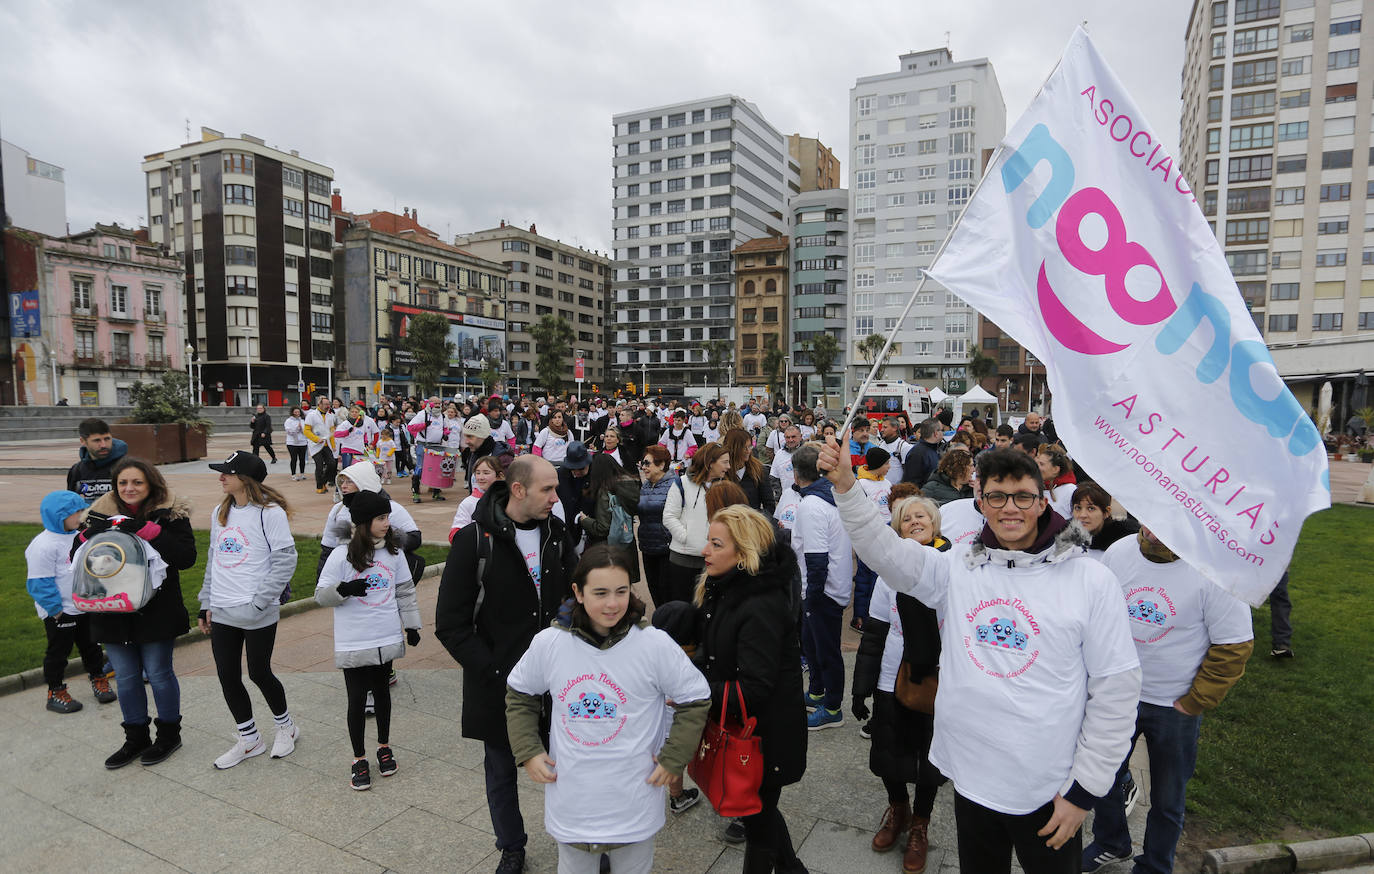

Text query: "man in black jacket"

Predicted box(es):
[435, 456, 577, 874]
[901, 419, 943, 487]
[67, 418, 129, 505]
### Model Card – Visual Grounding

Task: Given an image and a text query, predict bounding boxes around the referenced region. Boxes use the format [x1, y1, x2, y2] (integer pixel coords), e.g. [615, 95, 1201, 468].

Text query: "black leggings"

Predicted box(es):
[252, 440, 277, 461]
[314, 447, 337, 489]
[742, 783, 801, 867]
[43, 614, 105, 688]
[344, 662, 393, 757]
[883, 777, 941, 818]
[210, 622, 288, 724]
[287, 444, 307, 475]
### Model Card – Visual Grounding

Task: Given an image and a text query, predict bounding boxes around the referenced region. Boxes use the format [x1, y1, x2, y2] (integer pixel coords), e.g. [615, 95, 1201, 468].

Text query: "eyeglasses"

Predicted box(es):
[638, 460, 653, 468]
[982, 491, 1041, 509]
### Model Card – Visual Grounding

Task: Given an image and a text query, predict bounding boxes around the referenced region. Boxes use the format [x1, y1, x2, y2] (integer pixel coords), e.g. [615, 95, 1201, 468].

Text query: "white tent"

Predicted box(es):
[929, 387, 948, 403]
[958, 385, 998, 405]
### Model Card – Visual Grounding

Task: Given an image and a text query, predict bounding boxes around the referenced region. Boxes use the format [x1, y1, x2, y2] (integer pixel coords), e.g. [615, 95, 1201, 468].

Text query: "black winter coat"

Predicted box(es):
[695, 538, 807, 788]
[250, 412, 273, 444]
[80, 493, 196, 645]
[435, 481, 579, 746]
[736, 466, 777, 517]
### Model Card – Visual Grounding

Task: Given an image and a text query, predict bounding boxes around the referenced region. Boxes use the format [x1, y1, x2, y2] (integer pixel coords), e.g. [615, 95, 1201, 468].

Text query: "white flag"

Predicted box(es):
[925, 27, 1329, 606]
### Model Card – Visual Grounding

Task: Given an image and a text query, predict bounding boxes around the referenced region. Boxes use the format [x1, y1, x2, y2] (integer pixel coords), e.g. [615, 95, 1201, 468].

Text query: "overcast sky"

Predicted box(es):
[1, 0, 1190, 253]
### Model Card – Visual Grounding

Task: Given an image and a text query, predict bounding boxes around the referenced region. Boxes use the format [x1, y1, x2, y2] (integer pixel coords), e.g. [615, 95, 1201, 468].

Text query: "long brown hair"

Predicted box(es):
[721, 428, 764, 484]
[216, 476, 293, 526]
[346, 512, 401, 573]
[688, 442, 728, 486]
[110, 458, 170, 521]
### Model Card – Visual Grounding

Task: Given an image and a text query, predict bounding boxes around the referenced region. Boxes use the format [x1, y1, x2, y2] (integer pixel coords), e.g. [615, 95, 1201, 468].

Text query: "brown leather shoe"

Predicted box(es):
[872, 802, 911, 852]
[903, 815, 930, 873]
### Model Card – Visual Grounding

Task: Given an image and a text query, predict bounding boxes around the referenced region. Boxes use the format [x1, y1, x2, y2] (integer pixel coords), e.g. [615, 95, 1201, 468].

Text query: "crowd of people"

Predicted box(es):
[24, 392, 1294, 874]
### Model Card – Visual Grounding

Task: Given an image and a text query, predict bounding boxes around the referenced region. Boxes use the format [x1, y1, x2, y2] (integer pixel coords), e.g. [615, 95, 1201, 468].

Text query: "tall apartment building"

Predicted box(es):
[338, 207, 508, 402]
[790, 189, 849, 407]
[454, 221, 612, 392]
[142, 127, 335, 407]
[1181, 0, 1374, 419]
[848, 49, 1006, 394]
[1, 138, 67, 237]
[611, 96, 800, 389]
[787, 135, 842, 192]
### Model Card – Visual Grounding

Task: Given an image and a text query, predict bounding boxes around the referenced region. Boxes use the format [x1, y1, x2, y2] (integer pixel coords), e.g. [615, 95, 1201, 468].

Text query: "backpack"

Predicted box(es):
[607, 494, 634, 547]
[71, 528, 161, 613]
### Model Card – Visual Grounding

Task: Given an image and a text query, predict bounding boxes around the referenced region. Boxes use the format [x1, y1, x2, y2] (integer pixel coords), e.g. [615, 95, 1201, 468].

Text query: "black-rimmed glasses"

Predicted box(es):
[982, 491, 1040, 509]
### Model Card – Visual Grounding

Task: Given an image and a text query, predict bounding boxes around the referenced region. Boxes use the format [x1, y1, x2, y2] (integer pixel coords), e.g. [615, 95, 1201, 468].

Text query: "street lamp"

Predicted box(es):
[782, 355, 791, 405]
[185, 343, 195, 406]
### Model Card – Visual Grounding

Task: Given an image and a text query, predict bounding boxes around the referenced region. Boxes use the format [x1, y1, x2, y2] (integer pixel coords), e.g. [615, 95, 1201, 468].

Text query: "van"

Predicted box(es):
[856, 380, 932, 424]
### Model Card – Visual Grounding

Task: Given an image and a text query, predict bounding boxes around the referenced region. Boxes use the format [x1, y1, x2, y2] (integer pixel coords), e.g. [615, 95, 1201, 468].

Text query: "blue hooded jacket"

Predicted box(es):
[796, 478, 836, 596]
[27, 490, 89, 617]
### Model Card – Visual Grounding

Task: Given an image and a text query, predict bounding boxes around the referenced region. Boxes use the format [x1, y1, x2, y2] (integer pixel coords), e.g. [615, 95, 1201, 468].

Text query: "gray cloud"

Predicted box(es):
[1, 0, 1188, 252]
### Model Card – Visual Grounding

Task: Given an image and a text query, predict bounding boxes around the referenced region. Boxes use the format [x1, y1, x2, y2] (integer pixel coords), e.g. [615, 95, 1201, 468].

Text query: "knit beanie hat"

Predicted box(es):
[349, 491, 392, 526]
[462, 415, 492, 440]
[865, 446, 891, 469]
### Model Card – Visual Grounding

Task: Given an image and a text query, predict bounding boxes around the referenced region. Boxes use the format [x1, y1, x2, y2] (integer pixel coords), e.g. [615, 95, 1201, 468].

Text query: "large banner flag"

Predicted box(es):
[924, 27, 1329, 605]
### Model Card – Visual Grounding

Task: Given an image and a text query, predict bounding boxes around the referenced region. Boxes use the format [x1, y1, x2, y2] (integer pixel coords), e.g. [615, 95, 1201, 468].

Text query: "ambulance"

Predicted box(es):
[856, 380, 933, 424]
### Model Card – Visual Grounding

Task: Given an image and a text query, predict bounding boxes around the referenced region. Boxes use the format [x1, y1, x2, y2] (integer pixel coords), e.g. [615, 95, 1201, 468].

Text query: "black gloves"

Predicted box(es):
[115, 517, 142, 534]
[406, 628, 421, 647]
[337, 578, 370, 597]
[852, 697, 871, 723]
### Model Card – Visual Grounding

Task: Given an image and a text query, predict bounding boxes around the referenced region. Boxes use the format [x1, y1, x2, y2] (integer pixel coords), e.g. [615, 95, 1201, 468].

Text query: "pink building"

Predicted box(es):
[14, 224, 187, 406]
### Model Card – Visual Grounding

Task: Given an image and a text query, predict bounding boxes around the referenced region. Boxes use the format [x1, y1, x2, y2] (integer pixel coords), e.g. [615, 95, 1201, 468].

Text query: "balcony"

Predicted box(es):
[107, 309, 137, 324]
[73, 351, 105, 366]
[144, 356, 172, 369]
[72, 302, 99, 320]
[144, 311, 164, 324]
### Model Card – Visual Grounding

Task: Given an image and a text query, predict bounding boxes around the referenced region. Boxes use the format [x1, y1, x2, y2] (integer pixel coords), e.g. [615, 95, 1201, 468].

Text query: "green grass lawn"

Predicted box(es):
[1185, 503, 1374, 843]
[0, 524, 448, 679]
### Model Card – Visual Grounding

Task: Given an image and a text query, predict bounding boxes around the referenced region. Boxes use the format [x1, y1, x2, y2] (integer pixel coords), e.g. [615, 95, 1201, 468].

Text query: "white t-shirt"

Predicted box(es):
[25, 529, 78, 618]
[868, 579, 906, 693]
[874, 436, 910, 487]
[490, 418, 515, 444]
[208, 504, 294, 608]
[774, 485, 800, 531]
[450, 492, 482, 534]
[335, 418, 366, 455]
[794, 492, 853, 606]
[317, 544, 412, 652]
[688, 414, 707, 435]
[513, 523, 543, 598]
[535, 428, 571, 464]
[506, 624, 711, 845]
[703, 424, 721, 443]
[442, 416, 465, 450]
[798, 424, 816, 440]
[304, 409, 330, 455]
[283, 416, 307, 447]
[659, 427, 694, 463]
[409, 409, 444, 445]
[769, 448, 795, 494]
[1102, 538, 1253, 708]
[938, 498, 985, 549]
[743, 412, 767, 433]
[859, 477, 893, 522]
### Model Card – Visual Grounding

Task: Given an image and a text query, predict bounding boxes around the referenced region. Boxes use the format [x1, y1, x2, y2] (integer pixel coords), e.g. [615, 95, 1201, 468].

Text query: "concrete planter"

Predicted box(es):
[112, 423, 209, 464]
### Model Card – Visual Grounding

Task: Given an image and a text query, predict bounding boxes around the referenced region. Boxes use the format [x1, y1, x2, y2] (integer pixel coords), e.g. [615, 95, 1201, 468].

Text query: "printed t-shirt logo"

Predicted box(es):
[962, 596, 1042, 679]
[214, 527, 250, 569]
[1124, 584, 1177, 643]
[357, 562, 396, 608]
[556, 672, 629, 747]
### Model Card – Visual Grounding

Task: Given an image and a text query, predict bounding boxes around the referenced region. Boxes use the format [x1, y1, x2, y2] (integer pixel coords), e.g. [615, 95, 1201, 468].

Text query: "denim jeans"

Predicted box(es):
[1268, 569, 1292, 648]
[483, 741, 527, 852]
[1090, 701, 1201, 874]
[801, 591, 845, 710]
[852, 559, 878, 622]
[105, 639, 180, 726]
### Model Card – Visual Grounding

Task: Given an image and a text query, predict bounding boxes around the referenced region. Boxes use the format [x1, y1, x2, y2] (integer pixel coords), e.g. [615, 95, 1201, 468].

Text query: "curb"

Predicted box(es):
[1203, 834, 1374, 873]
[0, 561, 446, 699]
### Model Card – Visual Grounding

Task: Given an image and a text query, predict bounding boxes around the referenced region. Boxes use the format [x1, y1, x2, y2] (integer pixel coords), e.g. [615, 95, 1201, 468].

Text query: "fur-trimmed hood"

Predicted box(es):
[964, 510, 1091, 570]
[88, 491, 192, 522]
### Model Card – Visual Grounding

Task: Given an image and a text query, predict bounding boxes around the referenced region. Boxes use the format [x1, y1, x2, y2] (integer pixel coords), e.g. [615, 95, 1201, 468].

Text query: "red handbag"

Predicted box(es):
[688, 681, 764, 817]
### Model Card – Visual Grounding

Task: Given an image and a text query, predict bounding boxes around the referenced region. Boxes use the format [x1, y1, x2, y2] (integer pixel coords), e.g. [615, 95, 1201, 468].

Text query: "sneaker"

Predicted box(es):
[431, 491, 447, 501]
[350, 758, 372, 791]
[103, 659, 116, 679]
[412, 492, 422, 504]
[271, 723, 299, 758]
[858, 720, 872, 740]
[669, 787, 700, 814]
[495, 848, 526, 873]
[1081, 842, 1132, 872]
[316, 487, 327, 494]
[1270, 647, 1294, 659]
[1122, 772, 1140, 817]
[365, 690, 375, 716]
[377, 746, 398, 777]
[388, 668, 398, 687]
[807, 707, 844, 731]
[802, 690, 825, 711]
[90, 675, 117, 704]
[46, 685, 83, 714]
[722, 818, 747, 844]
[214, 737, 266, 770]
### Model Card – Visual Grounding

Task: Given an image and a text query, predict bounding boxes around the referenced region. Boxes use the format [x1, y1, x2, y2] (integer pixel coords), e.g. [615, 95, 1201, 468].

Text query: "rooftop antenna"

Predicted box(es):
[185, 118, 190, 141]
[944, 31, 951, 49]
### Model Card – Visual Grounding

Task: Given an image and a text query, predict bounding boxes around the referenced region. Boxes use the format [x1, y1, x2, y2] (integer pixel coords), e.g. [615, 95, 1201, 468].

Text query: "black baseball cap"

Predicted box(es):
[209, 450, 269, 482]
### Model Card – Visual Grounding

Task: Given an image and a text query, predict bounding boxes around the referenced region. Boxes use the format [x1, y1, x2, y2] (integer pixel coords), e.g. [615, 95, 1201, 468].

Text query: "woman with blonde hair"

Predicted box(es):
[697, 504, 807, 873]
[850, 494, 948, 873]
[197, 451, 300, 770]
[718, 409, 745, 436]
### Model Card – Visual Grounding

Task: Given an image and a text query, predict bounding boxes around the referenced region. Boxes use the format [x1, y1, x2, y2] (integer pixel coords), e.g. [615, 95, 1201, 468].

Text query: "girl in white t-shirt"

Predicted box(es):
[315, 491, 421, 791]
[449, 455, 503, 541]
[534, 410, 572, 465]
[197, 452, 300, 771]
[505, 545, 711, 874]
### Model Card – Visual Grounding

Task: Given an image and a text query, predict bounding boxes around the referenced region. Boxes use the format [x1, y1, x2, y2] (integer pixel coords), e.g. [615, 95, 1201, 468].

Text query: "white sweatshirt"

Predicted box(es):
[315, 544, 420, 653]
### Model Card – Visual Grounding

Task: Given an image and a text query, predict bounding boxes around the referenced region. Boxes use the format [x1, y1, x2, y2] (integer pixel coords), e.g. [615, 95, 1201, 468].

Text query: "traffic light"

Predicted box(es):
[307, 382, 316, 394]
[627, 381, 636, 394]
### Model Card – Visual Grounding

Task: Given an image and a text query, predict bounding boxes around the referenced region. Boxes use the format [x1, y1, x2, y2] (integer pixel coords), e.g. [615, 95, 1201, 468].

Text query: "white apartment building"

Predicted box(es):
[611, 96, 799, 390]
[1180, 0, 1374, 420]
[142, 127, 335, 407]
[848, 49, 1006, 393]
[1, 138, 67, 237]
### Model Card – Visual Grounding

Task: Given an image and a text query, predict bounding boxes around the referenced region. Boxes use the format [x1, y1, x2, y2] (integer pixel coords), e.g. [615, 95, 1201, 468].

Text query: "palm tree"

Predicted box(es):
[856, 331, 889, 380]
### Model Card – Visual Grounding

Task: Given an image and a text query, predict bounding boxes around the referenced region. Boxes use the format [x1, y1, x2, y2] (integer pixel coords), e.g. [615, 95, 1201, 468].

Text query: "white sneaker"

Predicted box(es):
[214, 737, 266, 769]
[271, 723, 299, 759]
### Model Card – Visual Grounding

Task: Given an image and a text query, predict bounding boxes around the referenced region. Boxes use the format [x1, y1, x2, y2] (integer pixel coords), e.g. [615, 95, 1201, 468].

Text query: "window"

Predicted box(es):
[1328, 48, 1360, 70]
[1268, 314, 1298, 332]
[886, 194, 906, 207]
[947, 157, 974, 180]
[947, 185, 972, 206]
[854, 315, 874, 336]
[308, 201, 331, 224]
[1315, 249, 1347, 267]
[1208, 96, 1224, 122]
[856, 169, 876, 189]
[917, 138, 938, 154]
[1210, 65, 1225, 90]
[226, 276, 257, 296]
[856, 144, 875, 166]
[1230, 123, 1273, 150]
[1271, 282, 1300, 300]
[886, 144, 907, 159]
[72, 277, 93, 311]
[1226, 250, 1268, 275]
[1228, 187, 1270, 212]
[948, 132, 973, 153]
[1234, 0, 1278, 23]
[1317, 219, 1348, 235]
[282, 196, 304, 218]
[1320, 183, 1351, 202]
[915, 215, 936, 230]
[1330, 17, 1361, 36]
[109, 284, 128, 315]
[913, 189, 936, 205]
[1277, 154, 1306, 173]
[1326, 83, 1358, 105]
[1232, 91, 1275, 118]
[1279, 88, 1310, 108]
[916, 164, 937, 180]
[1207, 129, 1221, 153]
[1212, 33, 1227, 58]
[1212, 1, 1228, 27]
[222, 152, 254, 174]
[225, 245, 256, 265]
[311, 311, 333, 332]
[1274, 186, 1304, 204]
[1313, 313, 1343, 330]
[223, 184, 254, 205]
[1277, 121, 1307, 140]
[1233, 25, 1278, 54]
[949, 106, 974, 128]
[282, 167, 303, 188]
[1228, 154, 1271, 181]
[854, 270, 875, 289]
[1225, 218, 1269, 243]
[1325, 116, 1356, 136]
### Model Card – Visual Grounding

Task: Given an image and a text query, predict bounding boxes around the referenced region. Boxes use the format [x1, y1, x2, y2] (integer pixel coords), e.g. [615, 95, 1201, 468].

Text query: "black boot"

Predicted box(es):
[742, 845, 776, 874]
[140, 717, 182, 765]
[105, 721, 152, 770]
